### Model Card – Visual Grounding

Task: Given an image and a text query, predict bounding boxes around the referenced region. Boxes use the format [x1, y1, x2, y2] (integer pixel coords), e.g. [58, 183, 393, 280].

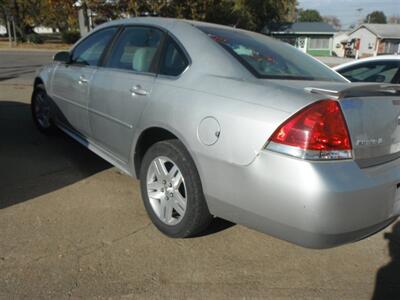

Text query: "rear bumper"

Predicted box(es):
[201, 150, 400, 248]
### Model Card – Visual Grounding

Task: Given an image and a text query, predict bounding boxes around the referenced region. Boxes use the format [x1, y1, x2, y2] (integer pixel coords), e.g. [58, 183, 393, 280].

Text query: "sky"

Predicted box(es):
[297, 0, 400, 29]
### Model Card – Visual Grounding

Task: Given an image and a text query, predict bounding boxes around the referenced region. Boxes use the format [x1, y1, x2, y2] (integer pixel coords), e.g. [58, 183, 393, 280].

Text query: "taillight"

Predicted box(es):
[266, 100, 352, 160]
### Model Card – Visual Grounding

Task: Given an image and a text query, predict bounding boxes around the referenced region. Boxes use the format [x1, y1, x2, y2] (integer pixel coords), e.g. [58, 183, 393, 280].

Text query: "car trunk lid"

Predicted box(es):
[306, 83, 400, 168]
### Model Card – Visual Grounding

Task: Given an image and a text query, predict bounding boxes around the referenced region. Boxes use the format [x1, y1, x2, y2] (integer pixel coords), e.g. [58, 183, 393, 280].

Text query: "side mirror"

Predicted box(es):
[375, 74, 386, 83]
[53, 51, 71, 63]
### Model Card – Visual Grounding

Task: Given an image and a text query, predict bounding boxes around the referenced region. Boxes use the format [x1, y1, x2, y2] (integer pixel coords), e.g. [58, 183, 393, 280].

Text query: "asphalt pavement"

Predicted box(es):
[0, 50, 55, 84]
[0, 49, 399, 299]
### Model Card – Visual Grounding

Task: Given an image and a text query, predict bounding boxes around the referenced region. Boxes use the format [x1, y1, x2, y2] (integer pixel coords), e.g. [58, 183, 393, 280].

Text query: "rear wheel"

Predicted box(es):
[140, 139, 212, 238]
[31, 84, 56, 135]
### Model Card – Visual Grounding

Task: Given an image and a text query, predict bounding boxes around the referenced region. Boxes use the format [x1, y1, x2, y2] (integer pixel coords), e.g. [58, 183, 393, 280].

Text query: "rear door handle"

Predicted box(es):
[78, 75, 88, 85]
[130, 85, 149, 96]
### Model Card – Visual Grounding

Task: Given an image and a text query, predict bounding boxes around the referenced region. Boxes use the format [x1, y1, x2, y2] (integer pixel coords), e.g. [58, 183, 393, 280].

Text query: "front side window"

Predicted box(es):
[339, 61, 400, 83]
[71, 27, 117, 66]
[197, 26, 345, 82]
[106, 27, 163, 73]
[159, 36, 189, 76]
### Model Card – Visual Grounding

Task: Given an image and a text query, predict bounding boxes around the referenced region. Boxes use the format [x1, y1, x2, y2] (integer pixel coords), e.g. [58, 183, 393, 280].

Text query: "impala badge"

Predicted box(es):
[356, 138, 383, 146]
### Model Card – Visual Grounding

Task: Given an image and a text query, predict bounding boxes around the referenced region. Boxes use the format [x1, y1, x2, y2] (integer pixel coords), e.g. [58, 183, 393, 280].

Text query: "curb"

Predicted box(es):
[0, 47, 66, 53]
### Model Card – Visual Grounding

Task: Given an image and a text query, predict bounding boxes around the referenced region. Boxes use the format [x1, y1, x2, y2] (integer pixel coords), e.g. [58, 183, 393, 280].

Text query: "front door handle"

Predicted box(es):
[78, 75, 88, 85]
[130, 85, 149, 96]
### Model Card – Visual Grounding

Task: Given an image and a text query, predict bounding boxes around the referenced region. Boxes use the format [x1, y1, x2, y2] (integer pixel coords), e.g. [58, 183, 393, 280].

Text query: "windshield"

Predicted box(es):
[197, 26, 346, 82]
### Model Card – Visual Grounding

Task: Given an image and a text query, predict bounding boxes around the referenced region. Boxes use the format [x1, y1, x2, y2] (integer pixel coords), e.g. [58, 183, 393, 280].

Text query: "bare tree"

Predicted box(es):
[323, 15, 341, 30]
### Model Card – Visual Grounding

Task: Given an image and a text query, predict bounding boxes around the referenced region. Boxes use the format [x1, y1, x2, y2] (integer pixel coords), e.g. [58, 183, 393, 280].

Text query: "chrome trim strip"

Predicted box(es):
[304, 87, 340, 99]
[88, 107, 134, 129]
[54, 95, 134, 129]
[55, 94, 86, 110]
[266, 141, 353, 160]
[96, 66, 157, 78]
[56, 122, 131, 173]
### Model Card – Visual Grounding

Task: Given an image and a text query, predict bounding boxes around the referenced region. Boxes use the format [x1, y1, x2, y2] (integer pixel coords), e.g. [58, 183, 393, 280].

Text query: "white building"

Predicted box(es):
[348, 23, 400, 57]
[333, 32, 349, 57]
[0, 25, 6, 35]
[0, 25, 55, 36]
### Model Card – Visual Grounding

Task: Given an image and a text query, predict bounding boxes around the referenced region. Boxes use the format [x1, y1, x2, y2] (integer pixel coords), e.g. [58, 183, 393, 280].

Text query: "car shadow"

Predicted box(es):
[0, 101, 111, 209]
[372, 221, 400, 299]
[0, 100, 235, 236]
[191, 217, 236, 238]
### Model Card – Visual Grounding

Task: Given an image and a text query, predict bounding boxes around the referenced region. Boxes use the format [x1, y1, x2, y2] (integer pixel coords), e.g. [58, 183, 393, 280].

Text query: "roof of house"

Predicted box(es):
[351, 23, 400, 39]
[262, 22, 336, 35]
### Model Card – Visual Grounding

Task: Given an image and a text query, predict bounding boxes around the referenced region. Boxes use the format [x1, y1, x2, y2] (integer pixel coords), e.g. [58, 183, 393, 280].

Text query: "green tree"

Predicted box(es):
[0, 0, 298, 39]
[231, 0, 297, 30]
[121, 0, 296, 31]
[0, 0, 78, 40]
[365, 11, 387, 24]
[39, 0, 78, 33]
[298, 9, 323, 22]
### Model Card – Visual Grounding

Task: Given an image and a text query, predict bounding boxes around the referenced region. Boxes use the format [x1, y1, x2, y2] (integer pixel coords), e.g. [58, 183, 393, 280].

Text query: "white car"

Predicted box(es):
[333, 55, 400, 84]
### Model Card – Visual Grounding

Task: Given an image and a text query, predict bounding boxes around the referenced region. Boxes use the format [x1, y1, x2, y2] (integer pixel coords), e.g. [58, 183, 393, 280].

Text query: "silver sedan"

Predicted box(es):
[32, 17, 400, 248]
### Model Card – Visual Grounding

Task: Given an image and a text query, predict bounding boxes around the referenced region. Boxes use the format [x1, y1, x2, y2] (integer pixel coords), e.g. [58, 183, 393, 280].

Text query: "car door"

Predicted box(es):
[337, 60, 400, 83]
[50, 27, 118, 136]
[89, 26, 164, 162]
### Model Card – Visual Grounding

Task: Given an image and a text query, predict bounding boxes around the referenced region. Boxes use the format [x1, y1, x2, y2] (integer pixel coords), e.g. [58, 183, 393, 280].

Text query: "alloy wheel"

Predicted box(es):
[146, 156, 187, 225]
[34, 90, 51, 129]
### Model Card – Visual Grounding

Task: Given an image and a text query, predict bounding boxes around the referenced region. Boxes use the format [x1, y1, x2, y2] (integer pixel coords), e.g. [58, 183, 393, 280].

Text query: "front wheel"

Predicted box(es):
[140, 139, 212, 238]
[31, 84, 56, 135]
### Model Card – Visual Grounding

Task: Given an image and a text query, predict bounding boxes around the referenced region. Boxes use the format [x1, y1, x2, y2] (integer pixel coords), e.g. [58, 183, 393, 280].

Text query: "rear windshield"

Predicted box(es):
[197, 26, 345, 82]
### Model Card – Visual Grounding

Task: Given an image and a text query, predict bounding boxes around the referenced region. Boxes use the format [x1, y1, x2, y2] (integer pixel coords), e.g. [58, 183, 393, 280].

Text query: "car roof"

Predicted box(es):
[89, 17, 256, 81]
[95, 17, 235, 31]
[333, 55, 400, 70]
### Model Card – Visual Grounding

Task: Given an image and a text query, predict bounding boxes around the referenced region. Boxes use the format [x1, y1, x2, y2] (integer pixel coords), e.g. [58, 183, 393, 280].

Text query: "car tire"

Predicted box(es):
[140, 139, 213, 238]
[31, 84, 56, 135]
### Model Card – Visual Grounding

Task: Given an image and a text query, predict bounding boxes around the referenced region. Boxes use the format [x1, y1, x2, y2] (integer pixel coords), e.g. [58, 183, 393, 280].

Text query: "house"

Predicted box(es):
[333, 31, 350, 57]
[262, 22, 336, 56]
[347, 23, 400, 57]
[0, 25, 55, 36]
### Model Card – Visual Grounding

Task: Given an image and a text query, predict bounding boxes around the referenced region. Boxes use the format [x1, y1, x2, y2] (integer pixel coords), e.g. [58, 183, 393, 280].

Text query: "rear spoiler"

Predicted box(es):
[305, 84, 400, 100]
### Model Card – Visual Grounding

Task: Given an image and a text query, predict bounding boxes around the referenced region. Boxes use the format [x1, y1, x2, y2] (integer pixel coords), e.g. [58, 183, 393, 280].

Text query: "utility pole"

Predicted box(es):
[6, 17, 12, 47]
[356, 8, 363, 25]
[11, 17, 17, 46]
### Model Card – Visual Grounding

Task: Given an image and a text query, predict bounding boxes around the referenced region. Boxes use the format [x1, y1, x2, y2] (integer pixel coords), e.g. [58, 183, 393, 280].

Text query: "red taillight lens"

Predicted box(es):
[267, 100, 352, 160]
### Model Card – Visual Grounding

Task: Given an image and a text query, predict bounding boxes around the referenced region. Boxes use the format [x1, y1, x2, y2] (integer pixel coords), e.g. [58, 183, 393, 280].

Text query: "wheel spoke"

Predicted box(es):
[159, 198, 167, 221]
[36, 94, 44, 105]
[153, 158, 168, 177]
[160, 199, 173, 223]
[147, 181, 163, 191]
[173, 171, 183, 189]
[148, 190, 163, 200]
[174, 192, 186, 216]
[168, 165, 178, 180]
[165, 203, 173, 223]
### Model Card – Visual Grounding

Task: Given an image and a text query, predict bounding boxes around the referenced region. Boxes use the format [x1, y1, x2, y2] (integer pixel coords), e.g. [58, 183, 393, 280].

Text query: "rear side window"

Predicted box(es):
[159, 36, 189, 76]
[338, 61, 400, 83]
[197, 26, 345, 82]
[106, 27, 163, 73]
[72, 27, 117, 66]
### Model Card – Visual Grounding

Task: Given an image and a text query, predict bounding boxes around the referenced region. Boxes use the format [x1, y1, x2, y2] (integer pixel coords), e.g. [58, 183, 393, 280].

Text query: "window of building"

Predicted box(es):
[309, 38, 330, 49]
